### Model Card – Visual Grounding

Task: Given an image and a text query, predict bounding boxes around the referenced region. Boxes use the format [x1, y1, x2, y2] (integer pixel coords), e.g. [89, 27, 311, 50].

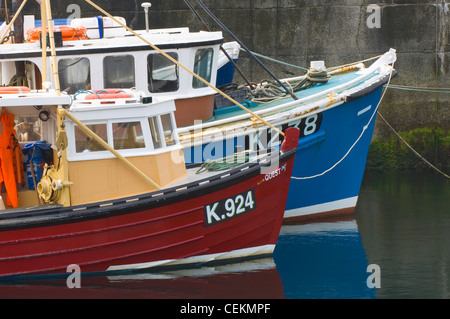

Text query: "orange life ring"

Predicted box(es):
[26, 25, 88, 42]
[84, 89, 132, 100]
[0, 86, 31, 94]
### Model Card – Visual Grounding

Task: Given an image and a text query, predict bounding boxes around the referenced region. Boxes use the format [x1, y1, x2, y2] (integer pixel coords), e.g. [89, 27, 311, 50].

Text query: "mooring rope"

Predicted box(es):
[242, 49, 384, 73]
[384, 84, 450, 94]
[376, 111, 450, 179]
[243, 49, 309, 71]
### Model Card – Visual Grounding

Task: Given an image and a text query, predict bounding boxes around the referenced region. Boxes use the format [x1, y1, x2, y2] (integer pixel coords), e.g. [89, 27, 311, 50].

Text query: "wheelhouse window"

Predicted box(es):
[147, 52, 179, 93]
[70, 115, 177, 157]
[103, 55, 135, 88]
[160, 114, 176, 146]
[75, 123, 107, 153]
[192, 48, 213, 88]
[15, 116, 42, 142]
[58, 58, 91, 94]
[112, 121, 145, 150]
[148, 116, 162, 149]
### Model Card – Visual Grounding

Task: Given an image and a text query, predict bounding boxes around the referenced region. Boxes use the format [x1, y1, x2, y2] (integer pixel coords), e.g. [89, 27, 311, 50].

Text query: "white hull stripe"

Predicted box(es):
[284, 196, 358, 218]
[357, 105, 372, 116]
[107, 244, 275, 272]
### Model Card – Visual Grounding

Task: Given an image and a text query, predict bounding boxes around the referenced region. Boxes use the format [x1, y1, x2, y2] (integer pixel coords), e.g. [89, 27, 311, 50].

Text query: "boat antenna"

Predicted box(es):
[194, 0, 298, 101]
[141, 2, 151, 32]
[85, 0, 285, 137]
[183, 0, 254, 89]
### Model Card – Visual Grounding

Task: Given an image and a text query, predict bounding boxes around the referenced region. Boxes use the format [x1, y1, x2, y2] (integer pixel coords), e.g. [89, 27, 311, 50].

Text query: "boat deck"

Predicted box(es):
[211, 70, 366, 122]
[0, 150, 274, 216]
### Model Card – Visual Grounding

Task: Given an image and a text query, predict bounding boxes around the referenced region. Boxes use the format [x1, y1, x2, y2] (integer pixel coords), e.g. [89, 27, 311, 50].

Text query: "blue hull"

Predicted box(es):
[283, 88, 381, 221]
[183, 87, 382, 220]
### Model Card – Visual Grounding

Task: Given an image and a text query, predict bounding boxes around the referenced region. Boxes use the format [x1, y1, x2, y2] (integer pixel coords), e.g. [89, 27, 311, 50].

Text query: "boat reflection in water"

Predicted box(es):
[274, 219, 375, 299]
[0, 258, 284, 299]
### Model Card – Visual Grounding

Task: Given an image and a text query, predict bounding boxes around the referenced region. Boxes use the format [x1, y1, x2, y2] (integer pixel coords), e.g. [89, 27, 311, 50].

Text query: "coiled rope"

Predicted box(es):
[238, 68, 329, 103]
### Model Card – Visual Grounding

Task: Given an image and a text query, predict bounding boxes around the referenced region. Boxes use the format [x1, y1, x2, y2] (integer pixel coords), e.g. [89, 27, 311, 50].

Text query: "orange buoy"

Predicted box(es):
[0, 86, 31, 94]
[26, 25, 88, 43]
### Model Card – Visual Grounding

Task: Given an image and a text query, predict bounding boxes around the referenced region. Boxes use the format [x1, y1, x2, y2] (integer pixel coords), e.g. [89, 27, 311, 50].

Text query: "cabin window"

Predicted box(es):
[58, 58, 91, 94]
[148, 116, 162, 149]
[147, 52, 179, 93]
[160, 114, 176, 146]
[192, 48, 213, 88]
[112, 121, 145, 150]
[15, 116, 42, 142]
[103, 55, 135, 88]
[75, 123, 107, 153]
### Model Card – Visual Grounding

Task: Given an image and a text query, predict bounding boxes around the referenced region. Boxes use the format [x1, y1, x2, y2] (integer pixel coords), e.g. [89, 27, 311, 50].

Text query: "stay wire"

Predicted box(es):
[376, 111, 450, 180]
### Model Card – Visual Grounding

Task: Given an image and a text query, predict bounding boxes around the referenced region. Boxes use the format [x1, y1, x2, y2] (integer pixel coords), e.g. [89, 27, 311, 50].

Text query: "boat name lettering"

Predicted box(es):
[244, 113, 322, 151]
[204, 189, 256, 226]
[284, 113, 322, 138]
[265, 164, 286, 181]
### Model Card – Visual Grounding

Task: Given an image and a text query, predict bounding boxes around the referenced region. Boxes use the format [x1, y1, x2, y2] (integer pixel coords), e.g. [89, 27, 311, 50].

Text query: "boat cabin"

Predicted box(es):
[0, 16, 224, 128]
[1, 89, 186, 209]
[65, 90, 186, 206]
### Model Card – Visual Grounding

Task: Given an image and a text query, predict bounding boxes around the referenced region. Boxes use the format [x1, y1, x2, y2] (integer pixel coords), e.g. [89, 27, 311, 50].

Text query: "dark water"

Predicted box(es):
[0, 170, 448, 300]
[355, 170, 450, 299]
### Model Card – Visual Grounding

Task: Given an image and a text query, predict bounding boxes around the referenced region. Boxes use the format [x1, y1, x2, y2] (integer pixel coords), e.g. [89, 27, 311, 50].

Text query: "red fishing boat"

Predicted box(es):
[0, 87, 299, 281]
[0, 0, 299, 281]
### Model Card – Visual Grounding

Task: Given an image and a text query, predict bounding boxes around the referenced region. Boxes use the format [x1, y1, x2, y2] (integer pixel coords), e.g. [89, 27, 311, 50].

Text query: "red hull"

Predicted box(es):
[0, 150, 296, 279]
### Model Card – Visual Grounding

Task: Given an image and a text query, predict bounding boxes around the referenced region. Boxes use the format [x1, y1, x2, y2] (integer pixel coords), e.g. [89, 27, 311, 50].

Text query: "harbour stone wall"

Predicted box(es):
[22, 0, 450, 170]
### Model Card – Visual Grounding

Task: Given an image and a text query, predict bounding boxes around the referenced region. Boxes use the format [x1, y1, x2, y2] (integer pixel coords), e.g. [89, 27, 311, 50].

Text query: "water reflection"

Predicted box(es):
[1, 171, 446, 299]
[355, 170, 450, 299]
[273, 220, 375, 299]
[0, 258, 285, 299]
